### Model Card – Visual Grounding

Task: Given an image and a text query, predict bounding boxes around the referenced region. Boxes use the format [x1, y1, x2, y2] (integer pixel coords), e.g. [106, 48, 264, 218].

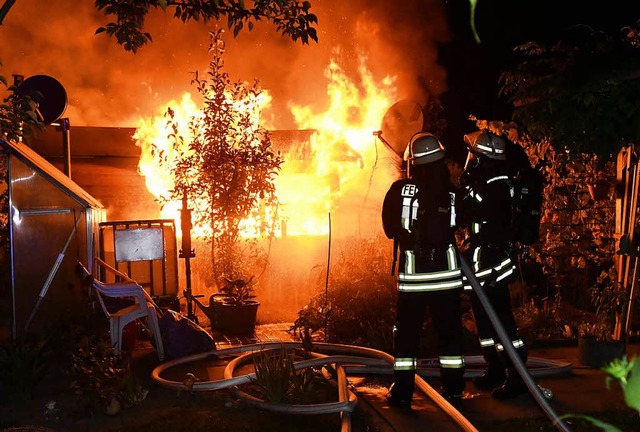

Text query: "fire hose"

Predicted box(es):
[458, 253, 572, 432]
[152, 340, 571, 432]
[152, 342, 479, 432]
[151, 255, 574, 432]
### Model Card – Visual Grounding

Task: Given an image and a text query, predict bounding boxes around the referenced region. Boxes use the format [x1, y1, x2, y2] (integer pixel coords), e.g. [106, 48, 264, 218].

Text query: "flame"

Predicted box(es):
[282, 57, 397, 235]
[135, 56, 398, 238]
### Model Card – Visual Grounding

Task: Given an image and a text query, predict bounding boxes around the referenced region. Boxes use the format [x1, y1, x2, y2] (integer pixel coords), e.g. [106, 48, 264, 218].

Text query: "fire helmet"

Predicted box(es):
[464, 131, 506, 160]
[403, 132, 445, 165]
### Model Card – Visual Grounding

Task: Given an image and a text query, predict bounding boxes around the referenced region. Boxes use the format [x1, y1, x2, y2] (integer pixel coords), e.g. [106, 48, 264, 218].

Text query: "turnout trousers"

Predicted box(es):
[466, 247, 527, 374]
[391, 288, 466, 399]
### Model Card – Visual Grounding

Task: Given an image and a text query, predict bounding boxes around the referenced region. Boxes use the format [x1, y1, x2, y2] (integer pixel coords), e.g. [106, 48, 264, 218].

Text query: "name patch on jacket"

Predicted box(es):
[401, 184, 418, 231]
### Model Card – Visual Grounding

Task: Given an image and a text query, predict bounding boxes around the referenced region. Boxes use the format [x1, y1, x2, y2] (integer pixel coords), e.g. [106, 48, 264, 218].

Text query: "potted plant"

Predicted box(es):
[578, 267, 627, 368]
[578, 320, 625, 368]
[209, 276, 260, 335]
[148, 30, 282, 334]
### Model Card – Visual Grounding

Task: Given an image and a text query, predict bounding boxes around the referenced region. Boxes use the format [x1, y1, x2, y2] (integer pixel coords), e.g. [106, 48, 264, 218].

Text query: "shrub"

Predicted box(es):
[291, 235, 397, 352]
[70, 335, 144, 416]
[0, 335, 51, 405]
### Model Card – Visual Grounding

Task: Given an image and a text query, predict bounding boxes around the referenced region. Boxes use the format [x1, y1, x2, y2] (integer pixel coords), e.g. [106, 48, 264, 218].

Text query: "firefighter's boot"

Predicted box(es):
[472, 365, 506, 390]
[386, 373, 414, 409]
[472, 347, 505, 390]
[491, 370, 528, 400]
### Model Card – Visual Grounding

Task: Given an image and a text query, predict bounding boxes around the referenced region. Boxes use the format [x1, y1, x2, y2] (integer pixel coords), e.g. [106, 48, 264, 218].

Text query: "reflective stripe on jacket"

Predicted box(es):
[398, 244, 462, 292]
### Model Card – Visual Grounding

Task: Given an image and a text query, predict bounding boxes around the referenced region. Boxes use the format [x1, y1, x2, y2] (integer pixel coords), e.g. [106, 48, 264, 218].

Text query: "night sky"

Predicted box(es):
[438, 0, 640, 163]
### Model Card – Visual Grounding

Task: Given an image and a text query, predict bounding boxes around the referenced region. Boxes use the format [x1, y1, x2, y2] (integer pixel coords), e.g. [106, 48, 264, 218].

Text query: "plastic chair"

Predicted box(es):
[78, 258, 165, 361]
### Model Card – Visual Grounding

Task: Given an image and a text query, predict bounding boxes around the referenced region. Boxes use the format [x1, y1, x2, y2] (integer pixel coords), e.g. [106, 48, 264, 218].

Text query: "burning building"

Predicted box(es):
[0, 0, 451, 332]
[21, 114, 401, 326]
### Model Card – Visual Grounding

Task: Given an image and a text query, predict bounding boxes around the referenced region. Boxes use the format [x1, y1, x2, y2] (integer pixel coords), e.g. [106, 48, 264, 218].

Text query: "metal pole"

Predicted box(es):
[24, 209, 85, 332]
[7, 153, 17, 339]
[55, 118, 71, 179]
[624, 257, 639, 345]
[324, 212, 332, 342]
[179, 191, 197, 322]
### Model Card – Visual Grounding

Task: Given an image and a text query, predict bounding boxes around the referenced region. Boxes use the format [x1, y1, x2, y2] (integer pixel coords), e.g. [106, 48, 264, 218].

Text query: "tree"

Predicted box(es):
[499, 24, 640, 158]
[154, 30, 282, 284]
[94, 0, 318, 53]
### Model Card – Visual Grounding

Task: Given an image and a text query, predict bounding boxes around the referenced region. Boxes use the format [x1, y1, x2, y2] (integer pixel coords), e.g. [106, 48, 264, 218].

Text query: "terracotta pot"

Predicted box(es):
[578, 336, 625, 368]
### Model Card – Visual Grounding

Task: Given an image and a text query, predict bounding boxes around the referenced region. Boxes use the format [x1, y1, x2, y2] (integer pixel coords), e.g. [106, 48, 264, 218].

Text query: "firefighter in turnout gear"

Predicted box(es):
[458, 130, 529, 400]
[382, 132, 466, 408]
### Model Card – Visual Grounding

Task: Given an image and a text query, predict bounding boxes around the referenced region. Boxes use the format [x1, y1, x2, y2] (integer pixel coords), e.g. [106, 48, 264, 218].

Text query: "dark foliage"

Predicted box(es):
[95, 0, 318, 52]
[500, 24, 640, 158]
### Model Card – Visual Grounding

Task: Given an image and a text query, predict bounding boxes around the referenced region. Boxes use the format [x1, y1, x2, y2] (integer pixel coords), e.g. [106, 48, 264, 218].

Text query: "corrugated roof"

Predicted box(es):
[1, 139, 104, 209]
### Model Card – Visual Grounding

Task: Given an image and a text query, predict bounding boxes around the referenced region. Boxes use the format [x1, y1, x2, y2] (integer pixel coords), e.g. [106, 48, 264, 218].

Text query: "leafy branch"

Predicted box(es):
[95, 0, 318, 53]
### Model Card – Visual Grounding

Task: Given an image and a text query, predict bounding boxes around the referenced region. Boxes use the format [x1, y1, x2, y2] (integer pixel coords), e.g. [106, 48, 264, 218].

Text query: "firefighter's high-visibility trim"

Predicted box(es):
[463, 257, 514, 290]
[404, 251, 415, 274]
[477, 143, 504, 155]
[496, 339, 525, 352]
[401, 195, 418, 231]
[495, 258, 513, 270]
[472, 247, 481, 272]
[496, 266, 515, 282]
[398, 280, 463, 292]
[439, 356, 465, 368]
[487, 175, 509, 184]
[449, 192, 456, 227]
[398, 267, 462, 291]
[414, 147, 442, 158]
[446, 245, 457, 269]
[399, 268, 461, 281]
[475, 268, 494, 278]
[468, 258, 513, 280]
[394, 357, 417, 370]
[480, 338, 495, 347]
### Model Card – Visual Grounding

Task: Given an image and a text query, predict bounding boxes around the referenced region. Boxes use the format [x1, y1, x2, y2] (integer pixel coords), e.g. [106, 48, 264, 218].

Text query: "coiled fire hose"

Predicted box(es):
[152, 342, 480, 432]
[152, 288, 573, 432]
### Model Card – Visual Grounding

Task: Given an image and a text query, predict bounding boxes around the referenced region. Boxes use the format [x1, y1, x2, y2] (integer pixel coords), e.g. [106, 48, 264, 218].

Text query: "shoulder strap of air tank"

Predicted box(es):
[391, 237, 398, 276]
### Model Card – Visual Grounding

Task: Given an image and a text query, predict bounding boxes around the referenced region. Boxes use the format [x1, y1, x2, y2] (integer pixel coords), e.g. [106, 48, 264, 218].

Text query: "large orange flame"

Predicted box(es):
[135, 57, 398, 238]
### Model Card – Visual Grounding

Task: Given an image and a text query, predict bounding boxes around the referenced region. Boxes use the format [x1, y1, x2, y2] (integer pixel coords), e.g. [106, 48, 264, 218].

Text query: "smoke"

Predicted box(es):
[1, 0, 449, 128]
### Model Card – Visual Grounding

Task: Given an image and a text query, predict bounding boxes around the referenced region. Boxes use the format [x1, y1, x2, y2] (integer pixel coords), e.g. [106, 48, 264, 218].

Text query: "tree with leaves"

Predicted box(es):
[155, 29, 282, 284]
[499, 23, 640, 158]
[0, 1, 317, 53]
[94, 0, 318, 52]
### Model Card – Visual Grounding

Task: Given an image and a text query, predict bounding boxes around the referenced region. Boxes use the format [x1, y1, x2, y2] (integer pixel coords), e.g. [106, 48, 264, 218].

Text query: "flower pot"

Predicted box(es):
[578, 336, 625, 368]
[207, 293, 232, 328]
[207, 296, 259, 336]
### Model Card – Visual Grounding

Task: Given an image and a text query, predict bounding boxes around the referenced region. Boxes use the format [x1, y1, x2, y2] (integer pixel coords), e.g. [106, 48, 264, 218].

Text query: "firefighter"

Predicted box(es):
[457, 130, 529, 400]
[382, 132, 466, 408]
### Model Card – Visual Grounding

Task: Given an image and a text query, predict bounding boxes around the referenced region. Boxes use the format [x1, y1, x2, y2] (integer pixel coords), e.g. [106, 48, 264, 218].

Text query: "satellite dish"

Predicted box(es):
[17, 75, 68, 124]
[380, 100, 424, 157]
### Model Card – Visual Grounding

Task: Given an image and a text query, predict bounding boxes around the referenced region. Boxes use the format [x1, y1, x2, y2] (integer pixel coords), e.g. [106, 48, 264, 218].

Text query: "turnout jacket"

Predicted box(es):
[458, 161, 517, 288]
[382, 177, 462, 292]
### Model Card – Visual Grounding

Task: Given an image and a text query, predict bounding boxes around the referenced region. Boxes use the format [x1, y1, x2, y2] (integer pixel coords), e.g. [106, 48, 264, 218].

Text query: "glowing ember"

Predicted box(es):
[135, 57, 398, 238]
